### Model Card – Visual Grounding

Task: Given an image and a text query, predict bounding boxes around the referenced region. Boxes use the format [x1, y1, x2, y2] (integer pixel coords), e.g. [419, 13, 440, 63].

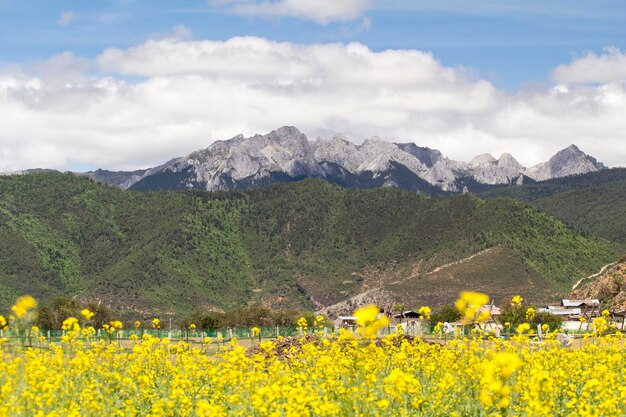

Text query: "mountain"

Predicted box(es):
[525, 145, 606, 181]
[126, 127, 466, 193]
[480, 169, 626, 244]
[82, 168, 149, 189]
[0, 172, 618, 315]
[480, 168, 626, 201]
[468, 153, 525, 185]
[531, 179, 626, 244]
[76, 126, 607, 194]
[570, 255, 626, 309]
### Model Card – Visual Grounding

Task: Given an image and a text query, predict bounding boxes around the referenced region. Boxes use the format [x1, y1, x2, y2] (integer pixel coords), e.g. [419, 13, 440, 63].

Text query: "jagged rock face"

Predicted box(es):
[467, 153, 526, 185]
[125, 127, 465, 192]
[525, 145, 606, 181]
[87, 127, 606, 193]
[136, 126, 323, 191]
[313, 134, 363, 172]
[313, 137, 461, 191]
[395, 143, 444, 168]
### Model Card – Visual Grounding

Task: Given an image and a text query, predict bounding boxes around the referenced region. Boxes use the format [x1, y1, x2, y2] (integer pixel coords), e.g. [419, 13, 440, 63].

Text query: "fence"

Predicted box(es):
[0, 325, 337, 347]
[0, 323, 613, 349]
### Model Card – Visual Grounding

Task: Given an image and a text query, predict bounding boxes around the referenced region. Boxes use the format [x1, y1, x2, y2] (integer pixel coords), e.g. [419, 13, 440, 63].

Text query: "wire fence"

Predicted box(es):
[1, 322, 616, 350]
[0, 325, 338, 347]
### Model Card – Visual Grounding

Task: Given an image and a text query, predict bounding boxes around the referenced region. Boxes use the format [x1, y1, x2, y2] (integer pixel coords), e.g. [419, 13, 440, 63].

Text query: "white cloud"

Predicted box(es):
[32, 52, 91, 85]
[552, 47, 626, 85]
[1, 37, 625, 172]
[212, 0, 371, 24]
[171, 24, 193, 40]
[57, 11, 77, 26]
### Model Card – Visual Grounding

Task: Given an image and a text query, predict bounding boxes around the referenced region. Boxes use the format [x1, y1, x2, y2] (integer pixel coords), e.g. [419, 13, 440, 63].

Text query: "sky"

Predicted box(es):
[1, 0, 626, 172]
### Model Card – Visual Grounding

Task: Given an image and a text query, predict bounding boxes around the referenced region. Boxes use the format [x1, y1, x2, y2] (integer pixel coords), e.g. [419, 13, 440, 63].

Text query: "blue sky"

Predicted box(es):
[1, 0, 626, 172]
[3, 0, 626, 88]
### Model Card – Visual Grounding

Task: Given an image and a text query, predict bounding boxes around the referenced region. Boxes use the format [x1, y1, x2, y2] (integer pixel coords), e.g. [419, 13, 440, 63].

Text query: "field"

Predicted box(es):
[1, 295, 626, 416]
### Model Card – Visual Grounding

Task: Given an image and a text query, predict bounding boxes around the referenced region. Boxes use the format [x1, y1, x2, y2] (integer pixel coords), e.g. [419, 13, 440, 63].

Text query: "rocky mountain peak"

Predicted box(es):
[525, 144, 607, 181]
[469, 153, 497, 168]
[395, 143, 444, 168]
[498, 153, 524, 170]
[81, 126, 609, 193]
[467, 152, 525, 185]
[266, 126, 306, 146]
[313, 134, 363, 171]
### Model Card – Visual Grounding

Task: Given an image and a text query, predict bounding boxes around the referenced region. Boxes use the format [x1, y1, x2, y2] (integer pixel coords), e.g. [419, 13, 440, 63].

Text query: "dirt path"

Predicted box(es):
[571, 261, 618, 291]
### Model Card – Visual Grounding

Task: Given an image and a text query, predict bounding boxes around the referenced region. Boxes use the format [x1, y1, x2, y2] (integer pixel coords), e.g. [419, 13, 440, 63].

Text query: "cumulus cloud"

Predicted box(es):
[57, 11, 77, 26]
[1, 37, 625, 172]
[212, 0, 371, 24]
[552, 47, 626, 85]
[32, 51, 91, 85]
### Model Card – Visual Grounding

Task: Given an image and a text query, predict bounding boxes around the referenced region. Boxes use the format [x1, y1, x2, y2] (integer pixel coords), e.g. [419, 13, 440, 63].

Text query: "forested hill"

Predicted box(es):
[481, 168, 626, 202]
[481, 169, 626, 245]
[0, 173, 619, 315]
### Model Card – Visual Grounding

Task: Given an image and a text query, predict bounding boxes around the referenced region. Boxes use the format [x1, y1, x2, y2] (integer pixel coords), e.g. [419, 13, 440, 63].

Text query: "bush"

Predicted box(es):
[429, 305, 461, 326]
[178, 309, 225, 330]
[531, 312, 563, 332]
[500, 301, 563, 333]
[36, 297, 81, 330]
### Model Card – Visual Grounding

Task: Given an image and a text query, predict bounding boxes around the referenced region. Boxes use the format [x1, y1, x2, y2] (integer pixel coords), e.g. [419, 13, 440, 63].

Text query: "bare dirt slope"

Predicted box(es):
[319, 246, 561, 316]
[571, 256, 626, 309]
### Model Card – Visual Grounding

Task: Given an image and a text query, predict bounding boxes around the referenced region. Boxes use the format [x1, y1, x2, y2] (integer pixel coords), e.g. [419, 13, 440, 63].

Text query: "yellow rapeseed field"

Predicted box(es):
[0, 295, 625, 416]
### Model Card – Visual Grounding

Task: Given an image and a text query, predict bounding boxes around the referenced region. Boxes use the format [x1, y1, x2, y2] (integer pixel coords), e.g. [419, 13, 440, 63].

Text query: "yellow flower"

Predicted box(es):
[297, 317, 308, 329]
[11, 295, 37, 318]
[109, 320, 123, 330]
[511, 295, 523, 306]
[135, 320, 142, 328]
[189, 323, 197, 331]
[354, 305, 380, 327]
[593, 317, 609, 336]
[455, 291, 489, 323]
[516, 323, 531, 334]
[481, 352, 521, 410]
[495, 352, 522, 378]
[80, 309, 94, 320]
[376, 399, 390, 410]
[418, 306, 432, 320]
[62, 317, 80, 332]
[251, 327, 260, 336]
[152, 318, 161, 329]
[433, 322, 443, 334]
[354, 305, 389, 339]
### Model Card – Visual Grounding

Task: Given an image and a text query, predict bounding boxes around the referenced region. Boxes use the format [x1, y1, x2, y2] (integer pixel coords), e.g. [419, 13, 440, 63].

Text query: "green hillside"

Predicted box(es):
[532, 180, 626, 244]
[481, 168, 626, 202]
[0, 173, 619, 315]
[481, 170, 626, 244]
